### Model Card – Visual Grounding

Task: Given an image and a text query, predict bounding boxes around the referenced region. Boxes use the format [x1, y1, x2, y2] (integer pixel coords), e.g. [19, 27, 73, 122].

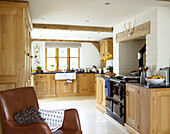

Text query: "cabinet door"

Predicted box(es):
[105, 39, 113, 57]
[89, 74, 95, 93]
[96, 77, 100, 105]
[126, 84, 139, 131]
[80, 74, 90, 93]
[152, 90, 170, 134]
[100, 78, 105, 108]
[56, 81, 65, 94]
[77, 74, 81, 93]
[50, 74, 55, 94]
[65, 82, 73, 93]
[34, 75, 48, 95]
[100, 43, 105, 60]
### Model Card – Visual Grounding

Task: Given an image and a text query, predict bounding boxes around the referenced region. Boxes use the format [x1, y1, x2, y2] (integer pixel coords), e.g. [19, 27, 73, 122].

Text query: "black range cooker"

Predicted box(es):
[105, 76, 139, 125]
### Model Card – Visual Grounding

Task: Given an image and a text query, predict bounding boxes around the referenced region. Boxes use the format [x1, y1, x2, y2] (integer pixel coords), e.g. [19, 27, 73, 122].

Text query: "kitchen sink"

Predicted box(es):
[55, 73, 76, 80]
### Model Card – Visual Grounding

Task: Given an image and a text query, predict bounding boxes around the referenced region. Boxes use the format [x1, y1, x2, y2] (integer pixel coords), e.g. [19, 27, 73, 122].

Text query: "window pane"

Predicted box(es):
[70, 58, 78, 70]
[47, 58, 56, 70]
[59, 58, 67, 70]
[59, 48, 67, 57]
[47, 48, 56, 57]
[70, 48, 78, 57]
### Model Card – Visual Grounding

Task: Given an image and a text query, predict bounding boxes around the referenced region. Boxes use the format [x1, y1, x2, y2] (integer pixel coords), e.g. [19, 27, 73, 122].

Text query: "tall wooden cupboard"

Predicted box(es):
[0, 1, 33, 91]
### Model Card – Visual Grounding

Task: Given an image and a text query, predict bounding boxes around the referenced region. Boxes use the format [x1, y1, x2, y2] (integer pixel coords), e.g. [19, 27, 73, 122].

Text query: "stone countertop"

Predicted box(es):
[126, 82, 170, 89]
[95, 74, 106, 79]
[32, 72, 100, 75]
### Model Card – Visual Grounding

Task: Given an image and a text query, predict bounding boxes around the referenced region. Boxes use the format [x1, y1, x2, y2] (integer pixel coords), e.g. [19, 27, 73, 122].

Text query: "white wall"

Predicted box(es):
[119, 40, 146, 75]
[31, 42, 100, 70]
[31, 41, 45, 70]
[113, 6, 170, 76]
[157, 7, 170, 69]
[80, 43, 100, 68]
[113, 8, 158, 76]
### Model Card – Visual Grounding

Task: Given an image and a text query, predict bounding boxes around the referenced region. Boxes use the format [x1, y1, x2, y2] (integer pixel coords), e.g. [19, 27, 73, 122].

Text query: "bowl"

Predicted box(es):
[145, 78, 164, 85]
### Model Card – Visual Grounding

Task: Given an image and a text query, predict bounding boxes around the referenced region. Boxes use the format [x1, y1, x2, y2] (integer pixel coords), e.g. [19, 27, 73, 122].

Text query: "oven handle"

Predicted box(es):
[113, 83, 122, 88]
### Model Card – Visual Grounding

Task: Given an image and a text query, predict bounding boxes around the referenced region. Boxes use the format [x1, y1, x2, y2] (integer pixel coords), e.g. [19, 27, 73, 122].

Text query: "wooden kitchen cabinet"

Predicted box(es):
[126, 84, 140, 131]
[34, 75, 48, 95]
[55, 80, 75, 96]
[34, 74, 55, 97]
[152, 90, 170, 134]
[0, 1, 33, 91]
[77, 73, 95, 95]
[125, 84, 170, 134]
[50, 74, 55, 94]
[96, 76, 106, 113]
[99, 38, 113, 60]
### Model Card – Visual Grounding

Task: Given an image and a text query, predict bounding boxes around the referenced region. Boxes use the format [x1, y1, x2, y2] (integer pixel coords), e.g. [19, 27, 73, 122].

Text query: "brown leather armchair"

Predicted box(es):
[0, 87, 82, 134]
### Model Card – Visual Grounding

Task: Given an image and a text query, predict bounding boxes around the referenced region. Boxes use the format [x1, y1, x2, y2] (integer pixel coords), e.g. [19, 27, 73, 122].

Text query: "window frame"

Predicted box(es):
[45, 48, 80, 71]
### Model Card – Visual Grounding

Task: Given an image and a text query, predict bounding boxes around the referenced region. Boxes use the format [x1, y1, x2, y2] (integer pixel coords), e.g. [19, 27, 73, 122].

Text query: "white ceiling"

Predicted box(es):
[28, 0, 170, 41]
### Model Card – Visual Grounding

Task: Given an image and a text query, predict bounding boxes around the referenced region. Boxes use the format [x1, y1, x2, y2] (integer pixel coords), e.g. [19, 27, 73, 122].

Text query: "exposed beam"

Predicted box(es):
[92, 42, 100, 53]
[31, 39, 100, 52]
[33, 24, 113, 33]
[116, 21, 150, 43]
[31, 39, 98, 43]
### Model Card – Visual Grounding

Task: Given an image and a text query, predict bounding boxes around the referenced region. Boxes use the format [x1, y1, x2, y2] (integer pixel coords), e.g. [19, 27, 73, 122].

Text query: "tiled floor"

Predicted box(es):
[38, 96, 129, 134]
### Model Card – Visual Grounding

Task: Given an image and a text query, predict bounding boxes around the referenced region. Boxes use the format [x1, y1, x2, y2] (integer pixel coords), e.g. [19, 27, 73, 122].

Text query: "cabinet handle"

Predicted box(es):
[64, 83, 65, 85]
[83, 75, 86, 76]
[126, 91, 129, 96]
[40, 76, 42, 78]
[53, 77, 54, 80]
[103, 53, 104, 56]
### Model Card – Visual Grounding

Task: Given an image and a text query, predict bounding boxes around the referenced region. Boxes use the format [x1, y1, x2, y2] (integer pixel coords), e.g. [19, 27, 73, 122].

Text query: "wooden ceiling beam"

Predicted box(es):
[33, 24, 113, 33]
[31, 39, 100, 52]
[31, 39, 98, 43]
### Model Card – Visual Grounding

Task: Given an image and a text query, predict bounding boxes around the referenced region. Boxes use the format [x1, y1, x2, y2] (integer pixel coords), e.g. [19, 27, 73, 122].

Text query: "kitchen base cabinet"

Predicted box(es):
[55, 80, 77, 97]
[96, 76, 106, 113]
[126, 84, 140, 131]
[34, 74, 55, 98]
[34, 73, 96, 98]
[77, 73, 95, 96]
[125, 83, 170, 134]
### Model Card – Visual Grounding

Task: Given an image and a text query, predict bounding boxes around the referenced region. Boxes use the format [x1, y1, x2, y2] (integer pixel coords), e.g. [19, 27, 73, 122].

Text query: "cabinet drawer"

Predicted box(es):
[35, 75, 47, 80]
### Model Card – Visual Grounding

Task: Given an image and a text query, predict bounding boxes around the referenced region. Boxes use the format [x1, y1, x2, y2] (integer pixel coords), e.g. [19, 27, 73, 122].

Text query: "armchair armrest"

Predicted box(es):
[61, 109, 81, 130]
[3, 120, 52, 134]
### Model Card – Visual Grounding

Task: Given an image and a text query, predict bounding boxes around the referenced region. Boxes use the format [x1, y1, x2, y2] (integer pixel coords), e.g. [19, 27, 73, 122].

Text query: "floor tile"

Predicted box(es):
[38, 96, 129, 134]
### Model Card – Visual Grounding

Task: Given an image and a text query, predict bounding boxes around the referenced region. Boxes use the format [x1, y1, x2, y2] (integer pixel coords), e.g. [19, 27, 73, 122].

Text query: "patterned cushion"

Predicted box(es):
[39, 109, 65, 132]
[14, 105, 45, 125]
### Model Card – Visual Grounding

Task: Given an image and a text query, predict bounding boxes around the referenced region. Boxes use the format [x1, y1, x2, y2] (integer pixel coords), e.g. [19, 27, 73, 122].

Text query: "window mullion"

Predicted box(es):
[67, 48, 70, 71]
[56, 48, 59, 71]
[78, 48, 80, 68]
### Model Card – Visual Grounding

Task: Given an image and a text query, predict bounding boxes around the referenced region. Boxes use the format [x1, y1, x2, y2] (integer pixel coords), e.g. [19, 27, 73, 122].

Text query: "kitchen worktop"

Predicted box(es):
[127, 82, 170, 89]
[32, 72, 101, 75]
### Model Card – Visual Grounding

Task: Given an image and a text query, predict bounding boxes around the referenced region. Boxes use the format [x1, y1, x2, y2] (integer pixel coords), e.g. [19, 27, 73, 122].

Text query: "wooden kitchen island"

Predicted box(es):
[125, 83, 170, 134]
[33, 73, 96, 98]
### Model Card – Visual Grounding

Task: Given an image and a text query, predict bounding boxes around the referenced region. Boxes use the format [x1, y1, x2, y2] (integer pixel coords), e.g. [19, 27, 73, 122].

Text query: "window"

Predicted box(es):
[45, 48, 80, 71]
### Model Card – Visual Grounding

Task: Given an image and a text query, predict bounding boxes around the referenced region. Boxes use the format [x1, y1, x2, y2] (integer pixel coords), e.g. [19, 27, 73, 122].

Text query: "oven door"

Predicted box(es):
[112, 99, 124, 118]
[112, 83, 124, 101]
